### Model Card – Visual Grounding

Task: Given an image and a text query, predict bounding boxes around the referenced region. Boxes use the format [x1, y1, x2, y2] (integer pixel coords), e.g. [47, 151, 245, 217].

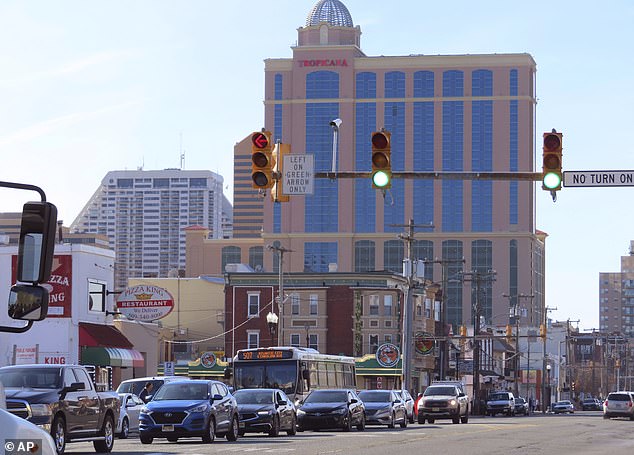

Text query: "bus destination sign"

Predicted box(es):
[238, 349, 294, 361]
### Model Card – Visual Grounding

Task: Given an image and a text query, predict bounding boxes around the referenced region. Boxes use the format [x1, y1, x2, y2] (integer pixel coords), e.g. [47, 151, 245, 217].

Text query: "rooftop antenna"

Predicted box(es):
[179, 132, 185, 170]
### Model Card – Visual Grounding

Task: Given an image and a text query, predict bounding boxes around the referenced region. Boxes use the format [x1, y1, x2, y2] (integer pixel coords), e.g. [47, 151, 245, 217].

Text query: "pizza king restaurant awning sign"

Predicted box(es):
[116, 285, 174, 321]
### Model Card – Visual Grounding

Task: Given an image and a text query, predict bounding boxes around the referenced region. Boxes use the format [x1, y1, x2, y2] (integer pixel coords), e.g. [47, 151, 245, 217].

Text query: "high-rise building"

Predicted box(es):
[194, 0, 546, 330]
[599, 241, 634, 337]
[71, 169, 227, 290]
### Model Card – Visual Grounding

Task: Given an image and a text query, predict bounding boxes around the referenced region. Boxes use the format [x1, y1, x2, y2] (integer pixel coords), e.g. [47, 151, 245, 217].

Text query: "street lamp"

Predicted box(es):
[266, 311, 278, 346]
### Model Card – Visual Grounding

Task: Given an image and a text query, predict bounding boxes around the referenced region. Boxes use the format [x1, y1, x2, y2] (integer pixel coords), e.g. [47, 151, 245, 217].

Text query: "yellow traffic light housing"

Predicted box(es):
[542, 131, 563, 191]
[371, 130, 391, 189]
[505, 324, 513, 342]
[539, 323, 547, 338]
[251, 131, 274, 189]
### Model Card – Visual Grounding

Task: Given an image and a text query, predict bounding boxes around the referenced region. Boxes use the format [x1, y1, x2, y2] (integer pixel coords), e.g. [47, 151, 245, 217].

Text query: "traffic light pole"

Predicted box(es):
[315, 171, 543, 181]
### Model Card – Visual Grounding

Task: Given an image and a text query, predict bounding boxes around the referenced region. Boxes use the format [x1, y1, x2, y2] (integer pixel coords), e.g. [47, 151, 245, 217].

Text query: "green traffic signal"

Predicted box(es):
[372, 170, 390, 188]
[543, 172, 562, 190]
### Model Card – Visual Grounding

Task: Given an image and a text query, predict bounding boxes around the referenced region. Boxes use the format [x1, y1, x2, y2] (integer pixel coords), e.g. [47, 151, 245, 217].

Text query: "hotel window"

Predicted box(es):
[310, 294, 318, 315]
[247, 293, 260, 318]
[370, 320, 379, 328]
[354, 240, 375, 272]
[291, 294, 300, 315]
[247, 331, 259, 349]
[290, 334, 301, 347]
[383, 295, 393, 316]
[384, 320, 392, 328]
[369, 295, 379, 315]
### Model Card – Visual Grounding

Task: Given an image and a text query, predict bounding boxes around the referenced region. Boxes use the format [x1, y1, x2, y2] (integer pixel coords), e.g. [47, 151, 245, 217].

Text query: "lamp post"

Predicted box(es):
[266, 311, 278, 346]
[546, 363, 552, 411]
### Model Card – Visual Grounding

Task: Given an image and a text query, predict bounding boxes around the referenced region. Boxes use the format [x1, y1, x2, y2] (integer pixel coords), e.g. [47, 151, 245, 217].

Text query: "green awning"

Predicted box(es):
[355, 354, 402, 376]
[81, 347, 145, 368]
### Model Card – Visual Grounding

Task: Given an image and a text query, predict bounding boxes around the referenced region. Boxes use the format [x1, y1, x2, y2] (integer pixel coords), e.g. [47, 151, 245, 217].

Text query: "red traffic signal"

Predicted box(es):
[251, 131, 274, 189]
[371, 130, 391, 189]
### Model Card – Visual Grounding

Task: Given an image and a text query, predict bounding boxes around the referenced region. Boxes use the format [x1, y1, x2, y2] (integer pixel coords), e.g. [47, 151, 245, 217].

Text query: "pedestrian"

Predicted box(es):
[139, 382, 154, 403]
[529, 397, 535, 414]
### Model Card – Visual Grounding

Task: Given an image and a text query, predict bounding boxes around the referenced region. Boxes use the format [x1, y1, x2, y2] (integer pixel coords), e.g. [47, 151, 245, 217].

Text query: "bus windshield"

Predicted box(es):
[233, 360, 298, 396]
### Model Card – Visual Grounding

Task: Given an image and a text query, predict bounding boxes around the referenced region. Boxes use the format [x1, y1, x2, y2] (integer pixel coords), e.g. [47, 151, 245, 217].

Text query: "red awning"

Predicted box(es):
[79, 322, 134, 349]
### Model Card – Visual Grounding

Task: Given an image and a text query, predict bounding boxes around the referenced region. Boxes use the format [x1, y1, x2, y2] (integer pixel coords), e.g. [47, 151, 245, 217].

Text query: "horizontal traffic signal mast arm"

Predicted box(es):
[315, 171, 544, 181]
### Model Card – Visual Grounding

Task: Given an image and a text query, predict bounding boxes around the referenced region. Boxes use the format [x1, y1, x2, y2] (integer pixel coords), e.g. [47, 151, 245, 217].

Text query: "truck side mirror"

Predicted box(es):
[8, 285, 48, 321]
[17, 201, 57, 284]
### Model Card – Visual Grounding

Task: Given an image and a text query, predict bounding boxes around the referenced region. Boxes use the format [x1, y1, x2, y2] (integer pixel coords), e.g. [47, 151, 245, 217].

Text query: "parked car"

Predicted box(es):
[514, 396, 529, 415]
[552, 400, 575, 414]
[417, 383, 469, 424]
[581, 398, 602, 411]
[116, 376, 185, 403]
[603, 391, 634, 420]
[233, 388, 296, 436]
[296, 388, 365, 432]
[395, 389, 416, 423]
[486, 391, 516, 416]
[358, 390, 407, 428]
[138, 379, 239, 444]
[0, 364, 120, 454]
[116, 393, 144, 438]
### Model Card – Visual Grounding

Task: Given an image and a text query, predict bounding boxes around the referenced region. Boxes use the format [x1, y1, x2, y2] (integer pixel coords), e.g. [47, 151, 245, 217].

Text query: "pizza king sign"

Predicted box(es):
[116, 285, 174, 321]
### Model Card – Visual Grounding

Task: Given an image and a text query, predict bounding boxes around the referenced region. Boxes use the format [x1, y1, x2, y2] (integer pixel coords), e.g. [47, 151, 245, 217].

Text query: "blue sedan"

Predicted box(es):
[139, 379, 239, 444]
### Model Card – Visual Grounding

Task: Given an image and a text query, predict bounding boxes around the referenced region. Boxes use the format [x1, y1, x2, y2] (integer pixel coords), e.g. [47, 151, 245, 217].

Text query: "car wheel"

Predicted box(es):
[93, 414, 115, 453]
[202, 417, 216, 443]
[357, 414, 365, 431]
[140, 434, 153, 444]
[119, 417, 129, 439]
[227, 414, 239, 441]
[287, 413, 297, 436]
[461, 413, 469, 424]
[400, 412, 408, 428]
[409, 411, 415, 424]
[51, 415, 66, 455]
[343, 414, 352, 432]
[427, 418, 435, 424]
[452, 416, 460, 424]
[269, 415, 280, 437]
[418, 416, 426, 424]
[388, 412, 395, 429]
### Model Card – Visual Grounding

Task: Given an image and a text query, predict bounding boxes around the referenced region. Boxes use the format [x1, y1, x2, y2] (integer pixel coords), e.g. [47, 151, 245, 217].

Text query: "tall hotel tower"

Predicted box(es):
[72, 169, 227, 290]
[214, 0, 545, 330]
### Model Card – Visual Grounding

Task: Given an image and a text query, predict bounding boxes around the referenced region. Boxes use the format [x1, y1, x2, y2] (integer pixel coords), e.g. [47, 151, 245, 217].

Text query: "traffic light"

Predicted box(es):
[459, 325, 467, 337]
[371, 130, 391, 189]
[505, 324, 513, 342]
[542, 131, 563, 191]
[539, 323, 547, 338]
[571, 381, 576, 392]
[251, 131, 274, 189]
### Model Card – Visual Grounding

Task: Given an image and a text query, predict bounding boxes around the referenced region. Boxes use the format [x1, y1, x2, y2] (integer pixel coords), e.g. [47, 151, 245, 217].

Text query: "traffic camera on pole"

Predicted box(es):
[371, 130, 391, 189]
[542, 130, 563, 191]
[251, 131, 274, 189]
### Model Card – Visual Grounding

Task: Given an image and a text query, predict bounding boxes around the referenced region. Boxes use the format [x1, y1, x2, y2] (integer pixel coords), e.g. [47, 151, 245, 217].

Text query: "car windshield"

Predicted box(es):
[0, 367, 62, 389]
[489, 393, 510, 401]
[358, 391, 391, 403]
[153, 382, 209, 401]
[423, 386, 455, 396]
[556, 401, 571, 405]
[608, 393, 631, 402]
[304, 390, 347, 403]
[233, 390, 274, 405]
[116, 379, 164, 396]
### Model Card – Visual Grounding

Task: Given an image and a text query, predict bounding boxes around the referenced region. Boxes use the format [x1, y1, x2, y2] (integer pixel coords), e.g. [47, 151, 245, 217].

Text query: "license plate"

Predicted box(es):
[162, 425, 174, 432]
[432, 407, 440, 412]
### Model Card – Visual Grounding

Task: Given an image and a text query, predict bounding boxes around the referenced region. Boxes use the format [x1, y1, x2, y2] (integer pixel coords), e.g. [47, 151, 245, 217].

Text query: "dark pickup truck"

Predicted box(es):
[0, 364, 120, 454]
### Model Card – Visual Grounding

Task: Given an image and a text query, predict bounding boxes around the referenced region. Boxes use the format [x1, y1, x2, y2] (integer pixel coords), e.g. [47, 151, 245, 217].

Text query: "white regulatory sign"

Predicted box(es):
[283, 154, 314, 195]
[563, 170, 634, 187]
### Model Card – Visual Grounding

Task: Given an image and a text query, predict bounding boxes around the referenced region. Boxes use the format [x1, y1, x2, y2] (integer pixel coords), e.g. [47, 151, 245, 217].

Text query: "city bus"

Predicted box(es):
[230, 347, 356, 403]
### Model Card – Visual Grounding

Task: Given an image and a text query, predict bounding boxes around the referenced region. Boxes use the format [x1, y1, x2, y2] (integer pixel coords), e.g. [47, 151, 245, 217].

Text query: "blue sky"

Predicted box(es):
[2, 0, 634, 330]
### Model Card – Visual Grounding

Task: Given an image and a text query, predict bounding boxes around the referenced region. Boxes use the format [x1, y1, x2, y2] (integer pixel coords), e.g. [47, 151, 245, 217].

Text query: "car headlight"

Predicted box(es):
[30, 404, 52, 417]
[449, 399, 457, 407]
[190, 404, 210, 413]
[258, 410, 273, 415]
[334, 407, 347, 415]
[140, 406, 150, 414]
[296, 409, 306, 416]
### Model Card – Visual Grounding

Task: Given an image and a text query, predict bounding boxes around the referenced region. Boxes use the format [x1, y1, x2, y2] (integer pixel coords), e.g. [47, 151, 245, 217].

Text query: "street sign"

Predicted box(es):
[282, 154, 314, 195]
[563, 170, 634, 187]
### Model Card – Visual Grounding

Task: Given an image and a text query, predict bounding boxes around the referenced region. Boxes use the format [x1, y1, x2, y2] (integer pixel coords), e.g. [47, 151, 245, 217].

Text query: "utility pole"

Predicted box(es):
[393, 219, 433, 393]
[267, 244, 293, 346]
[459, 269, 496, 415]
[502, 292, 534, 397]
[541, 305, 556, 413]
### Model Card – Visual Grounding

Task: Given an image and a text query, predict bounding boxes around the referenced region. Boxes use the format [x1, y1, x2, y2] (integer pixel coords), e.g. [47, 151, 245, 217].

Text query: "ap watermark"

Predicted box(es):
[4, 439, 43, 455]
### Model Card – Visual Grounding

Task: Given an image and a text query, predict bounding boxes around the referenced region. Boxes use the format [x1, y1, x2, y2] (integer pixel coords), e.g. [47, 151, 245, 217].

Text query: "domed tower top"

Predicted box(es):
[306, 0, 354, 28]
[298, 0, 361, 49]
